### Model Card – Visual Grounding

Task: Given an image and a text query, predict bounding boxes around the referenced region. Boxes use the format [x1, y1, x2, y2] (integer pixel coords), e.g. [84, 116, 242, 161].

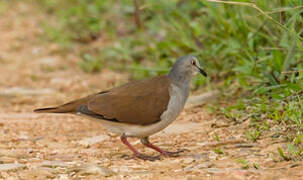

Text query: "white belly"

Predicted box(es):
[93, 83, 189, 138]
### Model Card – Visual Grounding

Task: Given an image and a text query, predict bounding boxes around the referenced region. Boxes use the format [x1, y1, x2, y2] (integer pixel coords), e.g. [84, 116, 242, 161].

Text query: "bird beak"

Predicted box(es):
[199, 67, 207, 77]
[195, 65, 207, 77]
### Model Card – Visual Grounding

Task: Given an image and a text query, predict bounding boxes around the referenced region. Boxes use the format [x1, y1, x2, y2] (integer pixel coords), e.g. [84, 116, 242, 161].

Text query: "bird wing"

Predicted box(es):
[87, 75, 171, 125]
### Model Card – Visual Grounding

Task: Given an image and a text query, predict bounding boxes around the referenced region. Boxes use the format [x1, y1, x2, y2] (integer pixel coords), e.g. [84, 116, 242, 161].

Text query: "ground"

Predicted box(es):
[0, 2, 302, 180]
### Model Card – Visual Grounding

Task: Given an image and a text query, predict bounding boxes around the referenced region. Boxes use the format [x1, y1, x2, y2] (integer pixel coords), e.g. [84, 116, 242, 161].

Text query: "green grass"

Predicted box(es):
[35, 0, 303, 159]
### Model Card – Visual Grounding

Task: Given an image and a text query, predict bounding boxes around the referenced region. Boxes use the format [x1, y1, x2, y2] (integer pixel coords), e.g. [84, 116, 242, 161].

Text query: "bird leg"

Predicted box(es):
[120, 135, 160, 161]
[140, 137, 184, 157]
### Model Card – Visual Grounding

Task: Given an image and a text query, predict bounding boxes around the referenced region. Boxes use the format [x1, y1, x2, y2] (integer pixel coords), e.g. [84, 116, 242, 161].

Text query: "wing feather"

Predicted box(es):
[88, 75, 171, 125]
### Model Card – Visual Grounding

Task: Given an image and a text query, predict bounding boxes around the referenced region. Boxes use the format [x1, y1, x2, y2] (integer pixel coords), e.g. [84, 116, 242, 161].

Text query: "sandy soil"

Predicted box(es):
[0, 2, 302, 179]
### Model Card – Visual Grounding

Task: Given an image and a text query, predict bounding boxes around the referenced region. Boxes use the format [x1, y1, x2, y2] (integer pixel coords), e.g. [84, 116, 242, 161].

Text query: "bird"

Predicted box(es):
[34, 55, 207, 161]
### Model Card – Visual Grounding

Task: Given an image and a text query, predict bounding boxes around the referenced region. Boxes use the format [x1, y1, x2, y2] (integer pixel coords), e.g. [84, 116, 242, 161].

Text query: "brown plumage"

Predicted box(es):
[34, 55, 208, 161]
[34, 75, 171, 126]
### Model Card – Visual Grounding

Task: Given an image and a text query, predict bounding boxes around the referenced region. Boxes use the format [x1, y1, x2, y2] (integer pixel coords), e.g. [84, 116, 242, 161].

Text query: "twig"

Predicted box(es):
[262, 6, 303, 16]
[134, 0, 142, 29]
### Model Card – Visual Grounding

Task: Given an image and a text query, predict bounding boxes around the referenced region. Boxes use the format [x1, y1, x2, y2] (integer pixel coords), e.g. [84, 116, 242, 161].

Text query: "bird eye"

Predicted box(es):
[191, 60, 196, 66]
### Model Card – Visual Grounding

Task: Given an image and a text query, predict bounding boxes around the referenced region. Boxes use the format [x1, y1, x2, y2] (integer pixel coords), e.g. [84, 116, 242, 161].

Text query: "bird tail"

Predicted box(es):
[34, 96, 91, 113]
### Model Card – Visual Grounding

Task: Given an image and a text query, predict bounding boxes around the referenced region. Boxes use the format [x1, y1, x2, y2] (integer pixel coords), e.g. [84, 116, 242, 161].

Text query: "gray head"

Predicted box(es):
[169, 55, 207, 85]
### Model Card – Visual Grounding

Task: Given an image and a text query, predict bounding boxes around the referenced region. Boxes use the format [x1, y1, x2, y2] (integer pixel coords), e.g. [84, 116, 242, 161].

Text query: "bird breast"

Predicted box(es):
[159, 83, 189, 127]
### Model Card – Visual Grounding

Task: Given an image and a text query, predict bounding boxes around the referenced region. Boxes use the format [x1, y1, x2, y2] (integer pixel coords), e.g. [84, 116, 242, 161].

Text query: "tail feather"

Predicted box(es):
[34, 107, 63, 113]
[34, 96, 92, 113]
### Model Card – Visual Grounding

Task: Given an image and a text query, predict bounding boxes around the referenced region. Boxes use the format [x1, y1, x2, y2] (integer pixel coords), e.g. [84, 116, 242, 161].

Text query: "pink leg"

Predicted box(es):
[140, 137, 184, 157]
[120, 135, 160, 161]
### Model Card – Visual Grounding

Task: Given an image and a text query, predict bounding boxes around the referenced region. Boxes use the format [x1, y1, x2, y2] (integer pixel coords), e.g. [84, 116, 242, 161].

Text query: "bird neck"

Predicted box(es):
[168, 71, 192, 90]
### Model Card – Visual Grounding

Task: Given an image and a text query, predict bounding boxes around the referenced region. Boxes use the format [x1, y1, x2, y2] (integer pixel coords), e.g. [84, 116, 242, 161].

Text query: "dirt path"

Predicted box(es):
[0, 2, 302, 179]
